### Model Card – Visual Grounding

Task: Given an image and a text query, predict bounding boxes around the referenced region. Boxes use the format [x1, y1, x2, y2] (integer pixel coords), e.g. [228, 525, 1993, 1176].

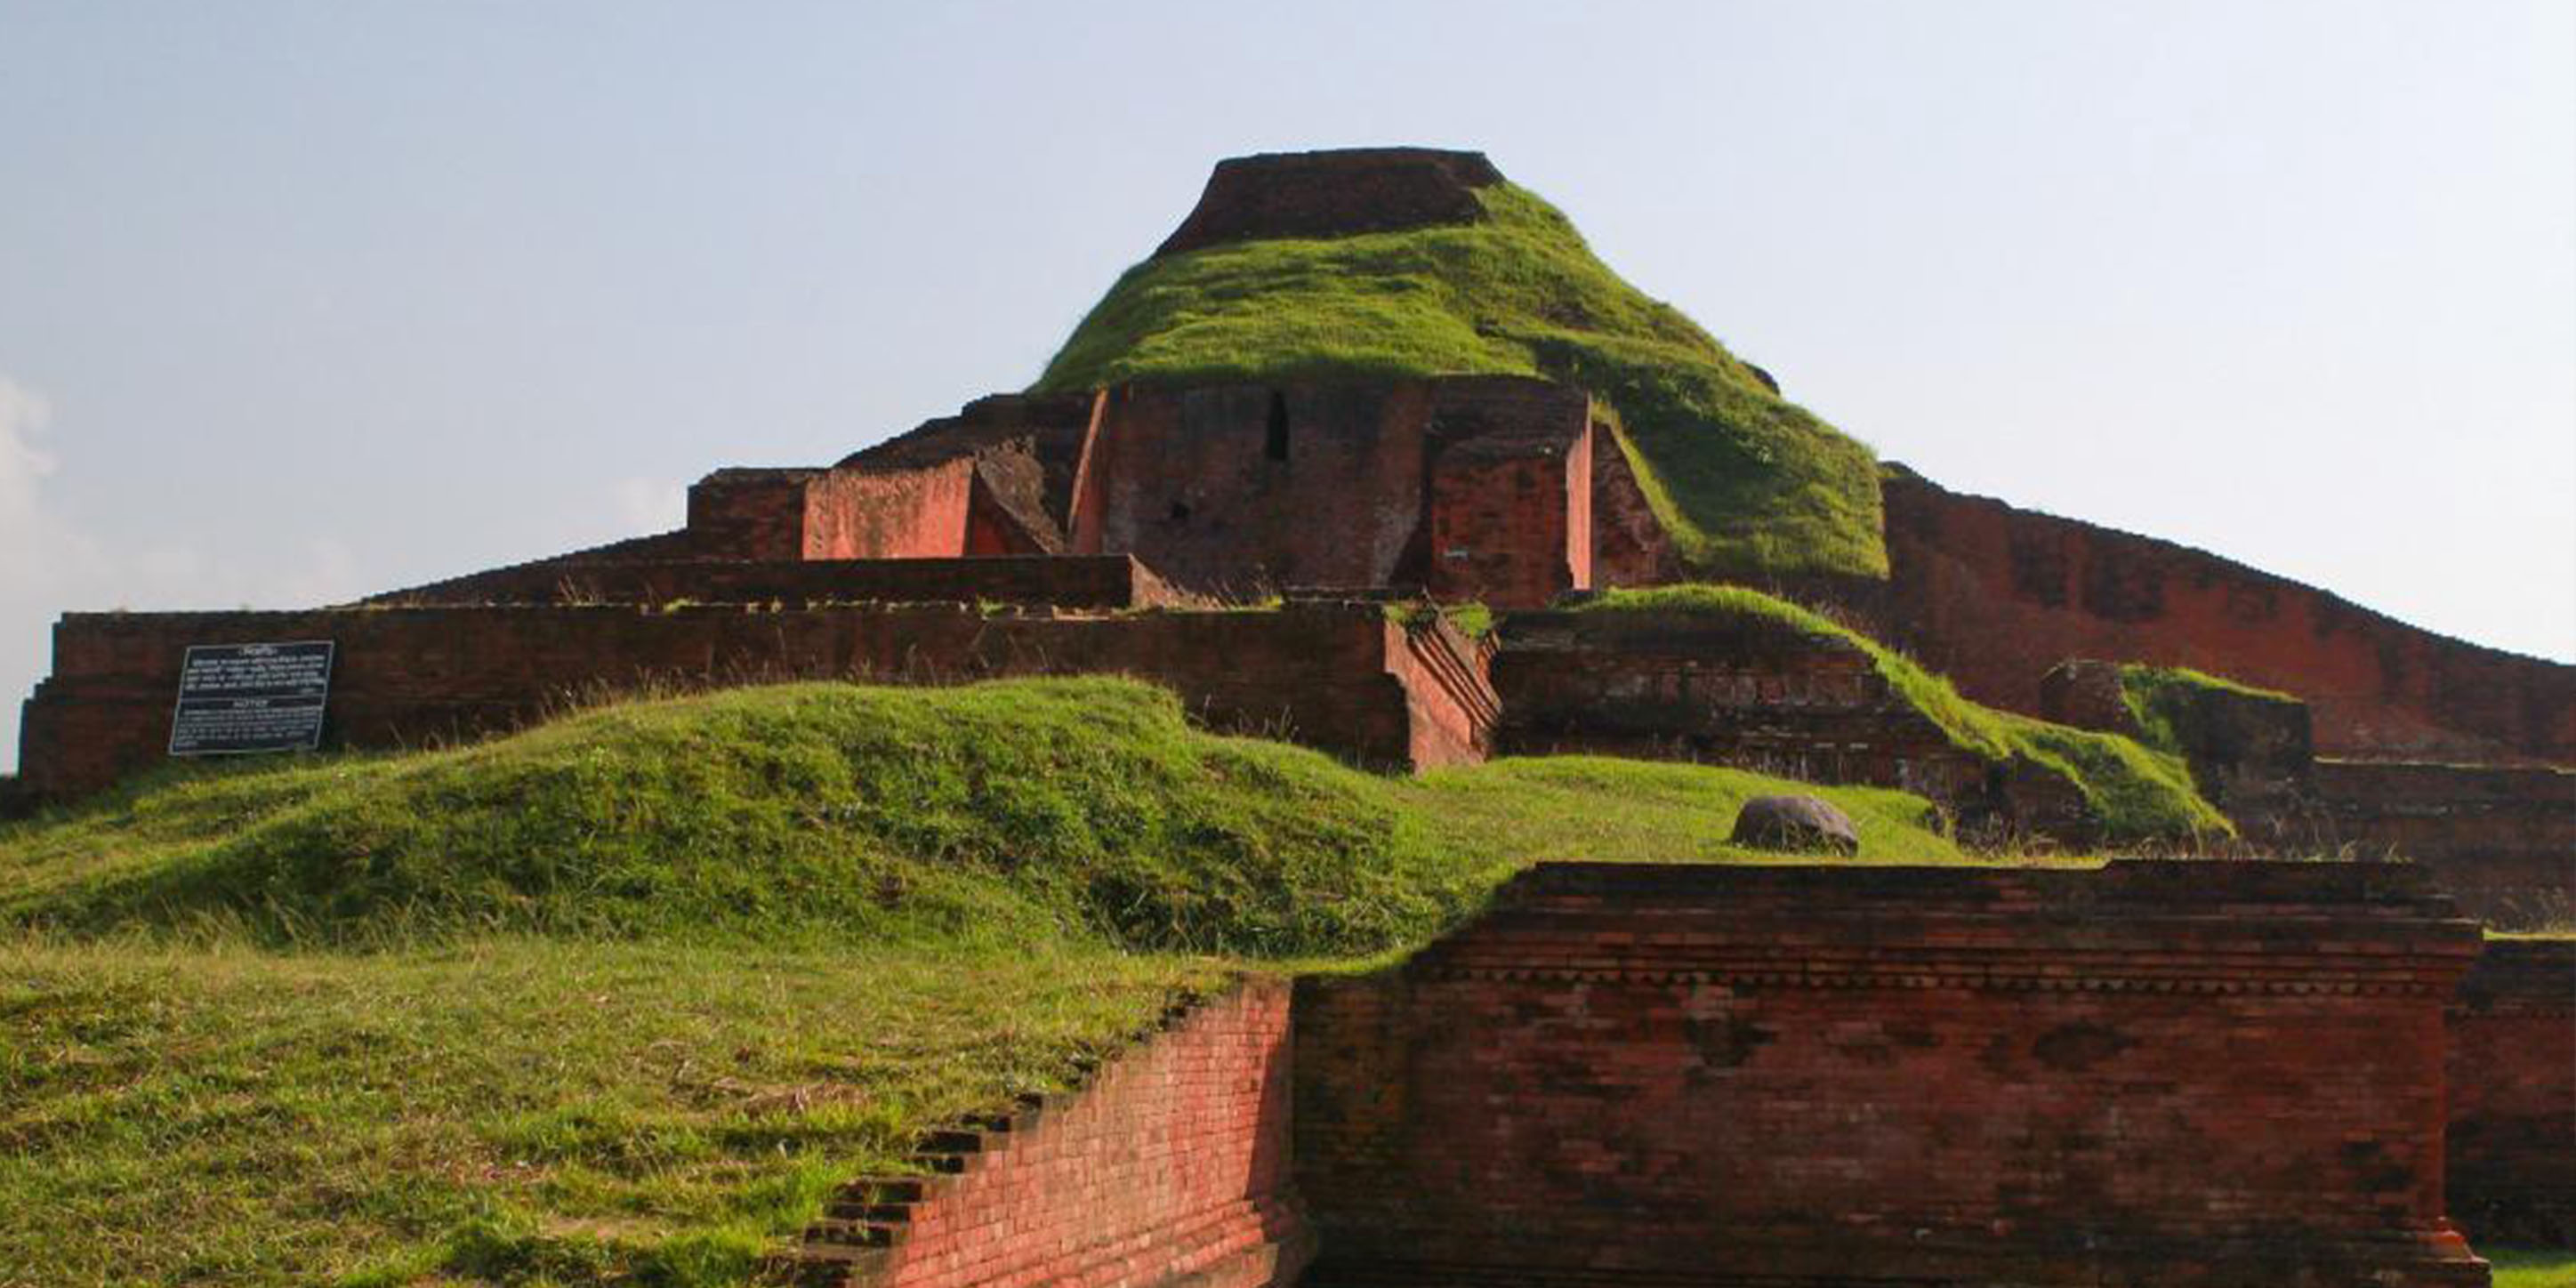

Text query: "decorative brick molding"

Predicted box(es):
[784, 980, 1310, 1288]
[1295, 862, 2491, 1287]
[2448, 939, 2576, 1247]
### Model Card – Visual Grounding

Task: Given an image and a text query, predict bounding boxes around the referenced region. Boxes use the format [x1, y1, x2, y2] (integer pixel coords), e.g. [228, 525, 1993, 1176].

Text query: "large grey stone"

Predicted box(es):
[1730, 794, 1861, 856]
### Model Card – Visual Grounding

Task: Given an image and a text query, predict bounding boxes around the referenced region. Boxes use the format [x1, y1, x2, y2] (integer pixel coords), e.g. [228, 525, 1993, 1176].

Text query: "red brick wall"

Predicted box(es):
[788, 980, 1311, 1288]
[2315, 761, 2576, 930]
[1878, 471, 2576, 765]
[2447, 939, 2575, 1248]
[1424, 425, 1591, 608]
[1067, 376, 1590, 607]
[15, 602, 1493, 801]
[1589, 421, 1682, 588]
[1072, 382, 1438, 597]
[1294, 862, 2490, 1287]
[686, 470, 817, 561]
[372, 555, 1185, 612]
[1382, 616, 1498, 769]
[801, 461, 974, 559]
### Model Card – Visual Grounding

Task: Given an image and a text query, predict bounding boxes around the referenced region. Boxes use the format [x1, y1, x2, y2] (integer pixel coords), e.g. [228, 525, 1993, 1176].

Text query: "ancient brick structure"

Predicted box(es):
[14, 600, 1495, 800]
[374, 554, 1186, 612]
[1492, 605, 2095, 840]
[2310, 761, 2576, 928]
[1874, 468, 2576, 766]
[1294, 861, 2491, 1287]
[787, 980, 1310, 1288]
[1154, 148, 1504, 257]
[2447, 939, 2576, 1248]
[1068, 377, 1594, 604]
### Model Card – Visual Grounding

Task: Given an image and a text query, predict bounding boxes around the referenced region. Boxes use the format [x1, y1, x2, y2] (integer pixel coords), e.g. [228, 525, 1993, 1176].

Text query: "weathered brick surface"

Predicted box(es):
[372, 555, 1186, 612]
[2315, 761, 2576, 929]
[14, 602, 1496, 801]
[1425, 390, 1592, 607]
[791, 980, 1310, 1288]
[1294, 861, 2491, 1287]
[2447, 939, 2576, 1248]
[1876, 469, 2576, 765]
[1492, 608, 2097, 841]
[1152, 148, 1504, 258]
[1065, 376, 1591, 608]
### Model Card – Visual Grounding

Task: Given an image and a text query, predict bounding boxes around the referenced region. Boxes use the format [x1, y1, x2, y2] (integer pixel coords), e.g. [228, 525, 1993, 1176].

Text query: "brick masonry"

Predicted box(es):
[1490, 607, 2097, 841]
[1069, 376, 1592, 607]
[1293, 861, 2492, 1287]
[2314, 760, 2576, 929]
[1874, 468, 2576, 765]
[2446, 938, 2576, 1248]
[1152, 148, 1504, 258]
[787, 978, 1311, 1288]
[371, 555, 1187, 612]
[12, 601, 1497, 801]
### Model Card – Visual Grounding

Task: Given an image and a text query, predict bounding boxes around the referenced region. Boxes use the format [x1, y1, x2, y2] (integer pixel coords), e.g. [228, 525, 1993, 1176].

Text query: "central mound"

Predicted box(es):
[1036, 147, 1886, 580]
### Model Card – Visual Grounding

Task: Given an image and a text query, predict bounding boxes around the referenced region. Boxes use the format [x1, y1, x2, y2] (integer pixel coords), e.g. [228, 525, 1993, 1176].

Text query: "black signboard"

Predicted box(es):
[168, 640, 336, 756]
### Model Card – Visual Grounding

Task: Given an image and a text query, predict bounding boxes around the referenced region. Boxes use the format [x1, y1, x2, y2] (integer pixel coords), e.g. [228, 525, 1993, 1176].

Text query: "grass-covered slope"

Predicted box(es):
[1, 677, 1972, 1286]
[1571, 585, 2230, 841]
[2116, 663, 2305, 758]
[1033, 183, 1887, 580]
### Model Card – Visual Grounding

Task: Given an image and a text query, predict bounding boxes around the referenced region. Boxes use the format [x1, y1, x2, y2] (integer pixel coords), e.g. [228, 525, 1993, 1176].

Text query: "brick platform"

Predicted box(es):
[1293, 861, 2491, 1287]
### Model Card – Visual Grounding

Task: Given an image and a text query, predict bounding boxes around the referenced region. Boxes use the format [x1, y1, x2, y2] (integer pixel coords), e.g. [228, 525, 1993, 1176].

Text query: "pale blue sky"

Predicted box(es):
[3, 1, 2571, 769]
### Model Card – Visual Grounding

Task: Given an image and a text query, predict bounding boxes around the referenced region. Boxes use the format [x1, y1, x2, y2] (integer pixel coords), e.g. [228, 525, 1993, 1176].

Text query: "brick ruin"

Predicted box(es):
[777, 862, 2564, 1287]
[8, 147, 2572, 1281]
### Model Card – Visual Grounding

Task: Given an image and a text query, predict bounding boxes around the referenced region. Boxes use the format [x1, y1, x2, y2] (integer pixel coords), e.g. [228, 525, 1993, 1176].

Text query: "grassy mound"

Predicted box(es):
[1571, 585, 2230, 841]
[1033, 183, 1886, 581]
[0, 677, 1976, 1285]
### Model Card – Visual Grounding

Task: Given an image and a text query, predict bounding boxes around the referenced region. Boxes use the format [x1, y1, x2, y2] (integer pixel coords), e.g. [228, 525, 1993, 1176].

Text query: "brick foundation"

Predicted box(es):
[788, 979, 1311, 1288]
[13, 601, 1496, 801]
[1293, 861, 2489, 1287]
[2446, 939, 2576, 1248]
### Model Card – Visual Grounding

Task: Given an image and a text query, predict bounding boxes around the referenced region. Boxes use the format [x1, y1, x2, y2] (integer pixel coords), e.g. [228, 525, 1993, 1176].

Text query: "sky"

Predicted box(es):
[1, 0, 2571, 770]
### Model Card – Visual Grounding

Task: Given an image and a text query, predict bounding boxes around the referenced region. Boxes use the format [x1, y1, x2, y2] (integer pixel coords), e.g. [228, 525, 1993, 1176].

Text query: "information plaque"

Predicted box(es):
[168, 640, 336, 756]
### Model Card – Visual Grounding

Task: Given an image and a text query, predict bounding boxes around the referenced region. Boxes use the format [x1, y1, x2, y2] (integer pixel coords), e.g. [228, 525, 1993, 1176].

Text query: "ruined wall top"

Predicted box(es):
[1152, 147, 1506, 258]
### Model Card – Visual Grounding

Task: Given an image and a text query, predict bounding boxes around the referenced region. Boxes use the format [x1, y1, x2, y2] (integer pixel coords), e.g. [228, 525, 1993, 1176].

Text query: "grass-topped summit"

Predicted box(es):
[1034, 148, 1887, 581]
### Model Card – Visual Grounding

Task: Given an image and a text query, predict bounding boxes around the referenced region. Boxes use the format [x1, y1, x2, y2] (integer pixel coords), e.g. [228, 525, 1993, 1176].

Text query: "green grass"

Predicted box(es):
[1570, 584, 2230, 842]
[0, 935, 1214, 1288]
[2116, 663, 2304, 758]
[1033, 183, 1887, 581]
[2491, 1248, 2576, 1288]
[0, 676, 1981, 1285]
